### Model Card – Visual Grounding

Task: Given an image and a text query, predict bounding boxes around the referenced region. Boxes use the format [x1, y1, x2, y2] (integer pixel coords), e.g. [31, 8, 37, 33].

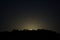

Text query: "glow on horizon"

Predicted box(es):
[15, 18, 46, 30]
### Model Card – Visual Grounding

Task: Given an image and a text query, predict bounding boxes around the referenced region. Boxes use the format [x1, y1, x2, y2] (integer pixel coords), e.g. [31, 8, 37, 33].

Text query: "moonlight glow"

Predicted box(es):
[16, 18, 43, 30]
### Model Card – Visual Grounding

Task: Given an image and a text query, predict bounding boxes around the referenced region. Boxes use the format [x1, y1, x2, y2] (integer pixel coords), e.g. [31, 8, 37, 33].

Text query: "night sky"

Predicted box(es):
[0, 0, 60, 33]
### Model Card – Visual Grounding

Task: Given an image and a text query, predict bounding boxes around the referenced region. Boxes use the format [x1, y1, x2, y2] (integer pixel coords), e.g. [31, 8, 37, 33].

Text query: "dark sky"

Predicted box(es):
[0, 0, 60, 33]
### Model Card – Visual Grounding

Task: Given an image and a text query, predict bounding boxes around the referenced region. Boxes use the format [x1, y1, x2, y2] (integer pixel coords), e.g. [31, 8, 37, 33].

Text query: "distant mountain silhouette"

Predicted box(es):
[0, 29, 60, 39]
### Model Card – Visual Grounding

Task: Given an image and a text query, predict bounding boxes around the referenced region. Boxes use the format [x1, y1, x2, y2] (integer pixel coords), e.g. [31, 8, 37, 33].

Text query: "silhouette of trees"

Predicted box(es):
[0, 29, 60, 39]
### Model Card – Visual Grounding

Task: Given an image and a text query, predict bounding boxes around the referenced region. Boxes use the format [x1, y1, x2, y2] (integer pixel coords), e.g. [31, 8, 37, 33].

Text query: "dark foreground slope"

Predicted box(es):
[0, 29, 60, 40]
